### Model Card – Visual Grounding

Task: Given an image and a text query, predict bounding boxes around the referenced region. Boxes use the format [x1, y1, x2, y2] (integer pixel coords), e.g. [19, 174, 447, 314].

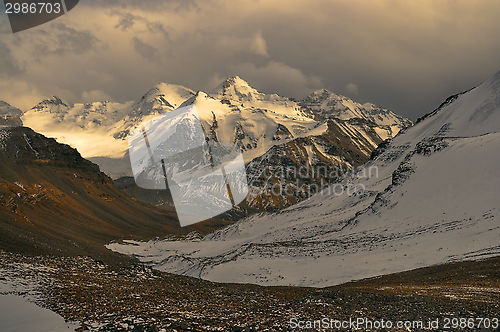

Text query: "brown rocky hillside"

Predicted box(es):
[0, 127, 231, 262]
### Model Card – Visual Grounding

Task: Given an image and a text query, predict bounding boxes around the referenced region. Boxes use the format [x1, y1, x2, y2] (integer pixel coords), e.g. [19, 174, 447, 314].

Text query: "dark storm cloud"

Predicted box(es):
[1, 0, 499, 118]
[115, 13, 137, 31]
[131, 37, 159, 62]
[50, 23, 106, 55]
[0, 43, 25, 76]
[112, 11, 171, 40]
[145, 22, 171, 41]
[26, 22, 106, 61]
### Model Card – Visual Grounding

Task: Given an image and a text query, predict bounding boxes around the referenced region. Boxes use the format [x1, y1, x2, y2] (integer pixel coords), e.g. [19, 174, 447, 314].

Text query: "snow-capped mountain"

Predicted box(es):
[172, 76, 412, 209]
[21, 76, 411, 208]
[21, 84, 195, 160]
[299, 89, 413, 139]
[108, 70, 500, 287]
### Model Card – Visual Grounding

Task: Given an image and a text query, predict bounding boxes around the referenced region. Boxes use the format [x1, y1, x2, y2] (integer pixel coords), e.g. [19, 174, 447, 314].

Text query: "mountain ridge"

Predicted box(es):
[18, 77, 412, 210]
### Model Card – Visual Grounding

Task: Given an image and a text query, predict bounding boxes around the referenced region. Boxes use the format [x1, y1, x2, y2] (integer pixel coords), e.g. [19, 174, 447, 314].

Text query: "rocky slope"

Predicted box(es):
[244, 118, 385, 209]
[2, 250, 499, 331]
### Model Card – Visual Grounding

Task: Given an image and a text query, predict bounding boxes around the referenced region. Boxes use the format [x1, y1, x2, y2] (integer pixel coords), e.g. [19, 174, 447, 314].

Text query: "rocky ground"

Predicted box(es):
[1, 251, 499, 331]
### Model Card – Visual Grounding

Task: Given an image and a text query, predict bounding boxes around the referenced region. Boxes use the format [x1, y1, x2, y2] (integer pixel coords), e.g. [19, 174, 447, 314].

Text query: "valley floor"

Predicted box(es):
[1, 251, 499, 331]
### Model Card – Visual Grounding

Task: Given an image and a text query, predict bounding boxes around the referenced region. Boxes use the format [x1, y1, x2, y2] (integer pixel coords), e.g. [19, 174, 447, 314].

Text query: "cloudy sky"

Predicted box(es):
[1, 0, 499, 119]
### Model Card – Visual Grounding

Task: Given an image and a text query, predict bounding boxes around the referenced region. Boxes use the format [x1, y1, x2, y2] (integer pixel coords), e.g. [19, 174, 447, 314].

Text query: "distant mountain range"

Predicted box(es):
[108, 70, 500, 286]
[16, 76, 412, 211]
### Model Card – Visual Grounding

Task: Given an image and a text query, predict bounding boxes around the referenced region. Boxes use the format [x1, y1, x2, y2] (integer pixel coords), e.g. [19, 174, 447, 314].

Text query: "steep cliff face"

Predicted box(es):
[0, 127, 230, 260]
[244, 118, 384, 209]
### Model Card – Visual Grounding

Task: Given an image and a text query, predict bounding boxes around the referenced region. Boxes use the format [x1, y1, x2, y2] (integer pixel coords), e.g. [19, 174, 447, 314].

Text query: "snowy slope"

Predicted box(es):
[108, 70, 500, 287]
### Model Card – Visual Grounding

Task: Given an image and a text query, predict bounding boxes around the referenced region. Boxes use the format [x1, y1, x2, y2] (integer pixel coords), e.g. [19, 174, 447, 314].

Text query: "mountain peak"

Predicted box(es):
[224, 75, 250, 86]
[310, 88, 344, 99]
[47, 95, 66, 104]
[29, 96, 69, 113]
[0, 101, 22, 116]
[212, 76, 259, 98]
[138, 83, 195, 109]
[300, 88, 412, 130]
[484, 68, 500, 91]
